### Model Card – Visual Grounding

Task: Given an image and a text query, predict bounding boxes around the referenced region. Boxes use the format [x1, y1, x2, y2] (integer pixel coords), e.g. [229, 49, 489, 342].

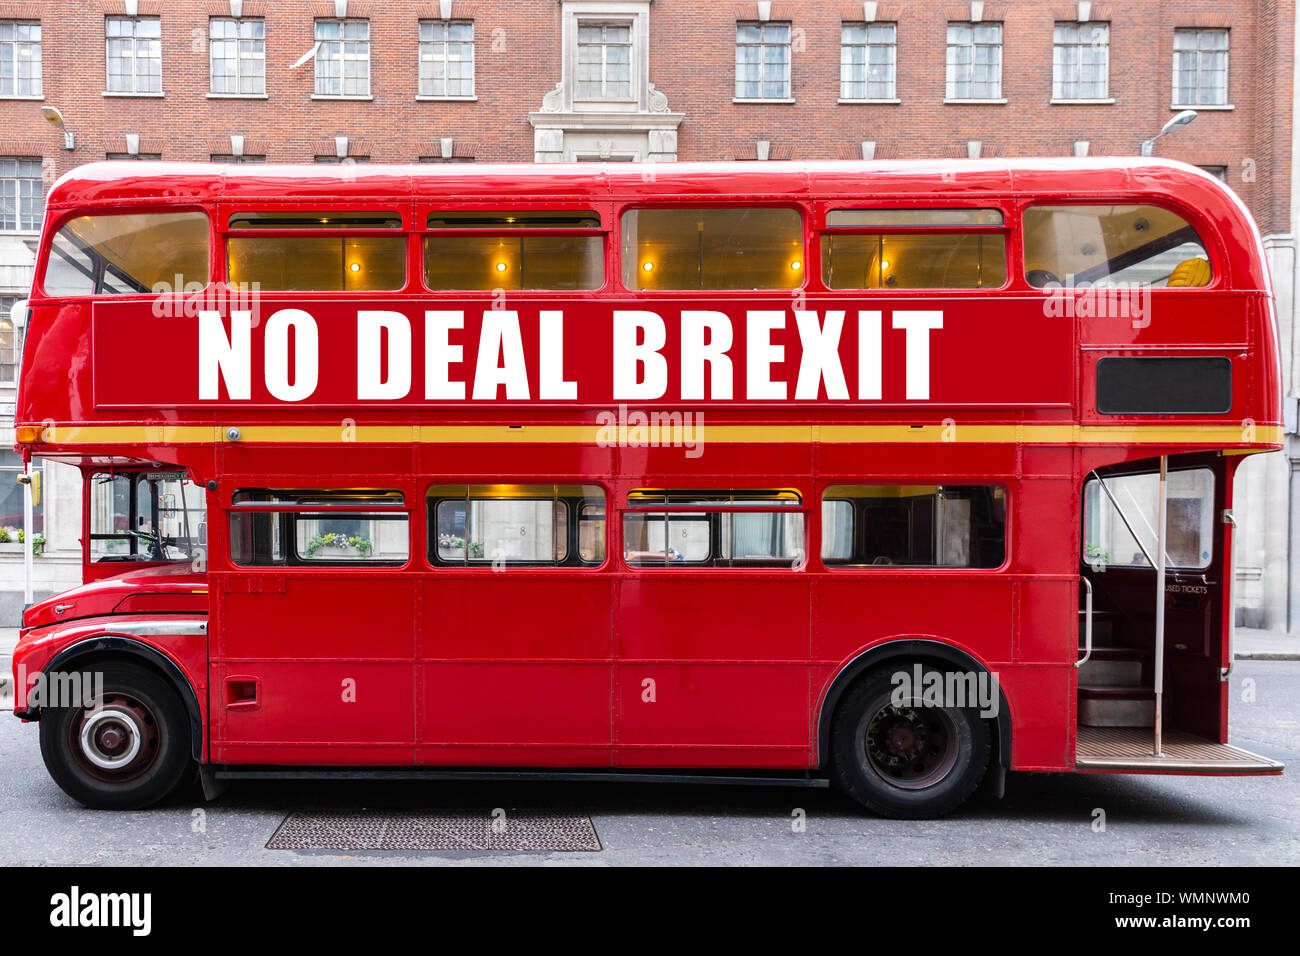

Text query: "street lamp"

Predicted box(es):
[1140, 110, 1197, 157]
[40, 106, 74, 151]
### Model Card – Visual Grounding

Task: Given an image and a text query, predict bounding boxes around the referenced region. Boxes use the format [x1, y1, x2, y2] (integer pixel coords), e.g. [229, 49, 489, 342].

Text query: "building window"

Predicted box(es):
[210, 153, 267, 164]
[0, 294, 21, 384]
[105, 152, 162, 161]
[841, 22, 895, 100]
[314, 19, 369, 97]
[419, 155, 474, 163]
[1173, 28, 1229, 106]
[946, 21, 1002, 100]
[735, 21, 791, 100]
[419, 20, 474, 97]
[106, 16, 162, 94]
[1198, 165, 1227, 182]
[1053, 21, 1109, 100]
[0, 21, 42, 97]
[576, 22, 632, 99]
[314, 155, 370, 164]
[0, 157, 42, 231]
[0, 450, 41, 534]
[210, 17, 265, 95]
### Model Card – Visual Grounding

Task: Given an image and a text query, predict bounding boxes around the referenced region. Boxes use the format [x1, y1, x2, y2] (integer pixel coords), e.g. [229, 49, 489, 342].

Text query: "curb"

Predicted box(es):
[1235, 652, 1300, 661]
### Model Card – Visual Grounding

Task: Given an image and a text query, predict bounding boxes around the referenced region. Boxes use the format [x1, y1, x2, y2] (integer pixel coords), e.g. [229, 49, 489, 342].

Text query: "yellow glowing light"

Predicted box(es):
[642, 261, 654, 272]
[790, 260, 802, 271]
[495, 261, 508, 272]
[349, 262, 361, 272]
[880, 260, 891, 270]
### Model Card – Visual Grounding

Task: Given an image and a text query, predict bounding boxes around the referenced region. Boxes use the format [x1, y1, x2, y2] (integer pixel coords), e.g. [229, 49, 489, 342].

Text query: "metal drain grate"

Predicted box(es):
[266, 810, 602, 852]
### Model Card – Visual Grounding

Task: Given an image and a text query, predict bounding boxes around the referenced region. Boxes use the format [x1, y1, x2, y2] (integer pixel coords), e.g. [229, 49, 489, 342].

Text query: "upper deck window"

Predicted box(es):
[226, 212, 405, 291]
[828, 208, 1003, 227]
[228, 211, 402, 229]
[1023, 205, 1212, 288]
[621, 207, 804, 291]
[424, 210, 603, 291]
[821, 209, 1006, 290]
[42, 211, 209, 296]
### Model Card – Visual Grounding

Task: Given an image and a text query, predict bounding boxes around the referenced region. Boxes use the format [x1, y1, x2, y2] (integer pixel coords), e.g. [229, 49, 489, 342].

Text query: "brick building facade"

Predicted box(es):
[0, 0, 1297, 627]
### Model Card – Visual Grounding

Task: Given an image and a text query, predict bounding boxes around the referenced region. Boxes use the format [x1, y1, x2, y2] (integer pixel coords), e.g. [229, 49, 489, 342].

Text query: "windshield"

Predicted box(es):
[89, 471, 207, 563]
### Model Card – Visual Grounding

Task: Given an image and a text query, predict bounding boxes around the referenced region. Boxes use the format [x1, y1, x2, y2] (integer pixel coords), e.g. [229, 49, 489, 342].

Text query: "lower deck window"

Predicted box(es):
[229, 489, 409, 567]
[430, 484, 605, 566]
[623, 489, 805, 568]
[822, 484, 1006, 568]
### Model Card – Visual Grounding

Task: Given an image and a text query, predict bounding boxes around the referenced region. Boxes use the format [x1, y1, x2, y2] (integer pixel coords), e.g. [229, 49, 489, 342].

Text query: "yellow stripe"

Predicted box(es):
[24, 423, 1285, 446]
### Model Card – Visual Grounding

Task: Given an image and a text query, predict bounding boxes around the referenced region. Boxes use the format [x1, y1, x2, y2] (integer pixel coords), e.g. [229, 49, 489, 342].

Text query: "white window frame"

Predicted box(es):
[0, 156, 43, 233]
[575, 20, 633, 101]
[418, 19, 475, 99]
[209, 17, 265, 97]
[735, 21, 792, 102]
[105, 16, 162, 96]
[0, 20, 42, 98]
[1052, 21, 1110, 102]
[313, 18, 371, 99]
[945, 21, 1003, 103]
[1172, 28, 1231, 109]
[0, 294, 22, 385]
[840, 21, 897, 103]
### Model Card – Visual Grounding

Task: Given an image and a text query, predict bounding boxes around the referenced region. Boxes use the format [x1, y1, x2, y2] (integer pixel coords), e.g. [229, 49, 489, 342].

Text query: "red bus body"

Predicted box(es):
[9, 160, 1285, 806]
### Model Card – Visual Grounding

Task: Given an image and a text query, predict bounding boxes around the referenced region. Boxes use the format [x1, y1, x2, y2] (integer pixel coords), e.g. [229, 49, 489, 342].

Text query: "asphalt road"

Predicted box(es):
[1, 661, 1297, 866]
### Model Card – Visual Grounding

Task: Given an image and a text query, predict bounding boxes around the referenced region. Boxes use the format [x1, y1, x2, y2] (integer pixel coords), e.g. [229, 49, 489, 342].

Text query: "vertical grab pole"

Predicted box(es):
[1153, 456, 1168, 757]
[22, 462, 33, 607]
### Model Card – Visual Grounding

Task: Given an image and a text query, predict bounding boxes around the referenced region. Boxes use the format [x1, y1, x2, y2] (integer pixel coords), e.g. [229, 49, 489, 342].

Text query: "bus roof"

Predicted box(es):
[42, 157, 1245, 210]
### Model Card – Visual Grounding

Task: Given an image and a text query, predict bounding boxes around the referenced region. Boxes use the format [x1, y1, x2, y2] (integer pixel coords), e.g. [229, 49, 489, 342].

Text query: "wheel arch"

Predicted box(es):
[815, 639, 1012, 771]
[42, 635, 204, 762]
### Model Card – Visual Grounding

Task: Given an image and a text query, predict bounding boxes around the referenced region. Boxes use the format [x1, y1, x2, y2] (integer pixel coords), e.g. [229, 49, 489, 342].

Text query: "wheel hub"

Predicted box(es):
[864, 702, 958, 790]
[70, 692, 160, 781]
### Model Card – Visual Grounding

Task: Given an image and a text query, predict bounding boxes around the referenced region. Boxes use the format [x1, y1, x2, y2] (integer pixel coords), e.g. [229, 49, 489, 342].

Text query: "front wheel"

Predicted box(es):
[38, 661, 193, 809]
[831, 664, 990, 818]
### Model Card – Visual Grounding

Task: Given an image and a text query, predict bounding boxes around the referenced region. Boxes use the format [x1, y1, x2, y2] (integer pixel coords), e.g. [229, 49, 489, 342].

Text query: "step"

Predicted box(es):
[1078, 656, 1143, 687]
[1078, 614, 1115, 645]
[1078, 685, 1155, 728]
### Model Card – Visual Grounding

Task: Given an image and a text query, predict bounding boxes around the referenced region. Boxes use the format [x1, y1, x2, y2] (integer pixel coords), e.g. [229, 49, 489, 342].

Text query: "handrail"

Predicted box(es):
[1076, 576, 1093, 669]
[1222, 509, 1237, 680]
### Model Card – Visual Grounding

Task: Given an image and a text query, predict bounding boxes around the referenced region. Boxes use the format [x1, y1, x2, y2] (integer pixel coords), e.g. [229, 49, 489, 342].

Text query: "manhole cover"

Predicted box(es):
[266, 810, 602, 852]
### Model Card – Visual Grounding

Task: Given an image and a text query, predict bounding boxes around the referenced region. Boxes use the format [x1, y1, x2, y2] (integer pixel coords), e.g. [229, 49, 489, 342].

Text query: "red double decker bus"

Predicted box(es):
[9, 159, 1284, 816]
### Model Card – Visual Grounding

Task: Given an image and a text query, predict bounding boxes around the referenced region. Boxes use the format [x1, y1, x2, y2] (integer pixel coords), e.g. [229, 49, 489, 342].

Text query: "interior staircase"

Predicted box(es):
[1077, 608, 1154, 728]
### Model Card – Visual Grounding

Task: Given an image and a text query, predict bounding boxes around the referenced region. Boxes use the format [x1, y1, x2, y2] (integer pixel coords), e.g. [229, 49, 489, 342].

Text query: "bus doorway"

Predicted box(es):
[1075, 453, 1280, 773]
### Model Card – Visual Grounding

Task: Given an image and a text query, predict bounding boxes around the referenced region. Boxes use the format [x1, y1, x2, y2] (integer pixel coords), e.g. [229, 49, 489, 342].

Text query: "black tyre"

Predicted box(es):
[38, 661, 193, 810]
[831, 664, 991, 818]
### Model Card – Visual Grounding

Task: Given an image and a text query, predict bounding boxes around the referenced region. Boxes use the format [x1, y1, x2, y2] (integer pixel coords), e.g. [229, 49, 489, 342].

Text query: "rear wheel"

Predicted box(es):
[831, 664, 990, 818]
[39, 661, 193, 810]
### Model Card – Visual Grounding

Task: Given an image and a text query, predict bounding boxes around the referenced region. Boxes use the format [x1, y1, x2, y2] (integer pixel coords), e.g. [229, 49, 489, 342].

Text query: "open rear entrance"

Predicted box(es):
[1075, 453, 1282, 775]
